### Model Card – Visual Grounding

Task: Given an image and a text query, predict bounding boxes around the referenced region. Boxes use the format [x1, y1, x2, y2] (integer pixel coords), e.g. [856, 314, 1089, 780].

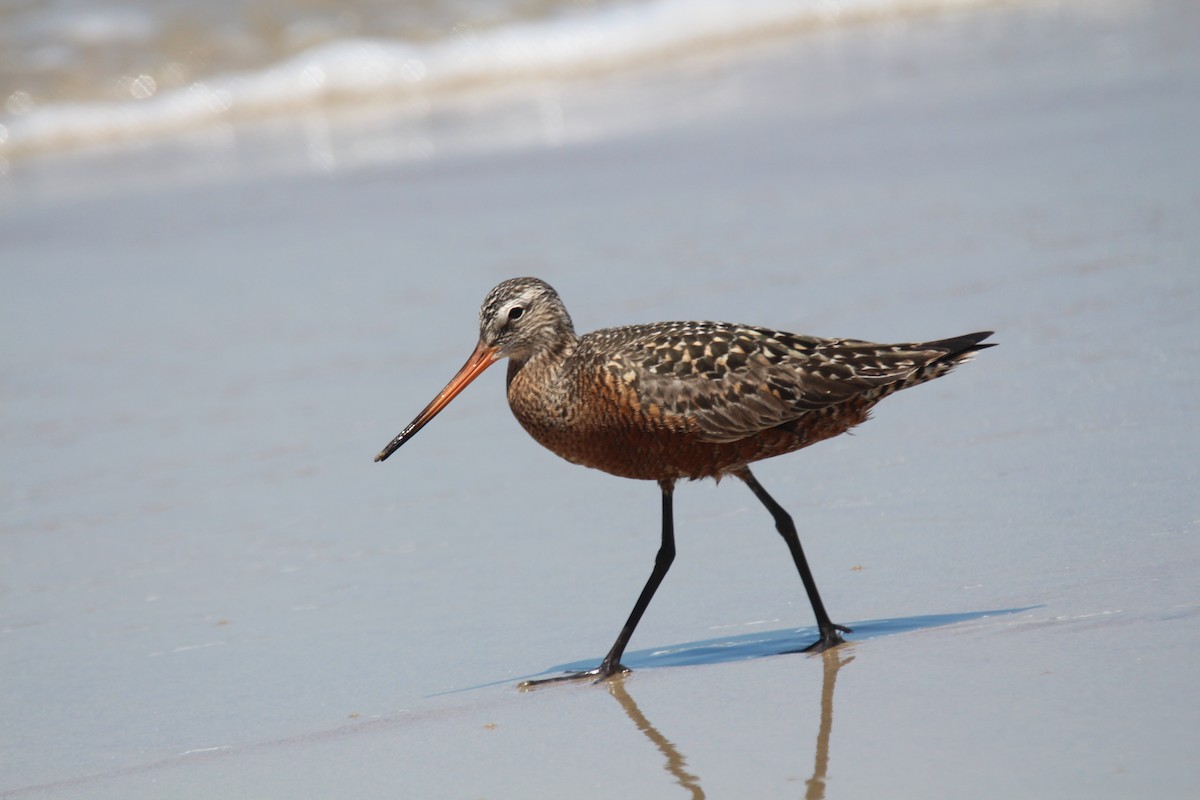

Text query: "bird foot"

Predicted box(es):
[794, 623, 852, 654]
[517, 662, 630, 690]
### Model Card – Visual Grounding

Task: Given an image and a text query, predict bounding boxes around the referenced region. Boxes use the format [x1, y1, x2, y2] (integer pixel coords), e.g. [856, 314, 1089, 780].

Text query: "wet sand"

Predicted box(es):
[3, 1, 1199, 797]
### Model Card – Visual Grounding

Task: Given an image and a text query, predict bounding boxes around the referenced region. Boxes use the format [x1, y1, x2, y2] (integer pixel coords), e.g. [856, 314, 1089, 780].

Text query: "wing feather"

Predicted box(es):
[582, 322, 988, 444]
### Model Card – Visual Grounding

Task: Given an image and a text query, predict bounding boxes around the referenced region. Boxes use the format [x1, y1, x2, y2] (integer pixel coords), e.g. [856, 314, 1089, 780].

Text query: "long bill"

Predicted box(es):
[374, 341, 501, 462]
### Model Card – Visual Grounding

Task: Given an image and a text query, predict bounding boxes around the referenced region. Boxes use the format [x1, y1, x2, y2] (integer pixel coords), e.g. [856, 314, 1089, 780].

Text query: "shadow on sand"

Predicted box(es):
[531, 606, 1036, 677]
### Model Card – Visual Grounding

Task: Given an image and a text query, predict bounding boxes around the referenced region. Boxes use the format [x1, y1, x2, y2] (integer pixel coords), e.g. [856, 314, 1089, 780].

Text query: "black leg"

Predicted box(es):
[520, 480, 677, 688]
[737, 467, 850, 653]
[596, 479, 677, 676]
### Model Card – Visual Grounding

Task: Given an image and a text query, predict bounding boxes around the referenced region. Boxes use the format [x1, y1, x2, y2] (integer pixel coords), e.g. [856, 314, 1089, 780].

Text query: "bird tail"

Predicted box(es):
[927, 330, 996, 363]
[905, 331, 995, 388]
[854, 331, 994, 405]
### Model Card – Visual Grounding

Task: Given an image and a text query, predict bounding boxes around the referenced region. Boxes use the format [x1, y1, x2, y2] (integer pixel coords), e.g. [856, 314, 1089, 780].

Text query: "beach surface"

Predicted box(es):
[3, 0, 1199, 797]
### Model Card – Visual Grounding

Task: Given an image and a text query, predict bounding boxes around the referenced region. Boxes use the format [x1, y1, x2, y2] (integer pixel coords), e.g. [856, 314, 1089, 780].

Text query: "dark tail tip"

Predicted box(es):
[929, 331, 996, 361]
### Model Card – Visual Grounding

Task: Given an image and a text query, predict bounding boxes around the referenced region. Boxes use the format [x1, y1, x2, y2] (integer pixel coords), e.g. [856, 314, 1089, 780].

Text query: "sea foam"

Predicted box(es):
[0, 0, 994, 158]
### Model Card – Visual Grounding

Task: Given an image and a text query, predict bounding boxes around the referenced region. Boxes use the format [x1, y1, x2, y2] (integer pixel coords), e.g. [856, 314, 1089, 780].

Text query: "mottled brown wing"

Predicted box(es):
[592, 322, 976, 444]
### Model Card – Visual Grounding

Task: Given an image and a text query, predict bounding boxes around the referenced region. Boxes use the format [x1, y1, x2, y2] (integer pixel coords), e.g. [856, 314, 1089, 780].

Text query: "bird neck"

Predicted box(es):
[508, 330, 576, 377]
[506, 331, 578, 408]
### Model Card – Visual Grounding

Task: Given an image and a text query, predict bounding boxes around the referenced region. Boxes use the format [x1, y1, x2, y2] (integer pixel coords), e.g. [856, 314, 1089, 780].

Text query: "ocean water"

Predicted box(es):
[0, 0, 997, 160]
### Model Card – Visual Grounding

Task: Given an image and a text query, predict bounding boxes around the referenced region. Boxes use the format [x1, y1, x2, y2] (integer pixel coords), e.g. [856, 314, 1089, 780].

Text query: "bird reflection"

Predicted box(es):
[604, 648, 853, 800]
[806, 648, 854, 800]
[606, 675, 705, 799]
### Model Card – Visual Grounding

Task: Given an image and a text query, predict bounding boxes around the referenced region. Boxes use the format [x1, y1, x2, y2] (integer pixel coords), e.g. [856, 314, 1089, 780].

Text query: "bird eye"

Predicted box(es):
[507, 306, 525, 322]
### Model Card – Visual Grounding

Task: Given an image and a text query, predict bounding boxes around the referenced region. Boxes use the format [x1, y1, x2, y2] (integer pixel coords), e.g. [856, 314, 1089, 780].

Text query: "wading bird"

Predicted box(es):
[375, 277, 993, 685]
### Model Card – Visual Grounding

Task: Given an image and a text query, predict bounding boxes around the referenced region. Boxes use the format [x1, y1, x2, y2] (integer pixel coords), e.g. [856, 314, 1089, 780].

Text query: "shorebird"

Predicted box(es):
[376, 277, 993, 685]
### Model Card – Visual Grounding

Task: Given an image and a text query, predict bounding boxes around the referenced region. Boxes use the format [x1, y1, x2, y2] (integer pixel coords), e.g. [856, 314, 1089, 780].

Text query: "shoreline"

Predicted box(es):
[0, 0, 1013, 165]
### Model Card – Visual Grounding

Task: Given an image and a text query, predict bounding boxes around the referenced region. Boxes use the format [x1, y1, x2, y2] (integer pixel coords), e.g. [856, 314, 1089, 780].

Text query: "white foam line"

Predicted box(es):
[0, 0, 999, 158]
[179, 745, 232, 756]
